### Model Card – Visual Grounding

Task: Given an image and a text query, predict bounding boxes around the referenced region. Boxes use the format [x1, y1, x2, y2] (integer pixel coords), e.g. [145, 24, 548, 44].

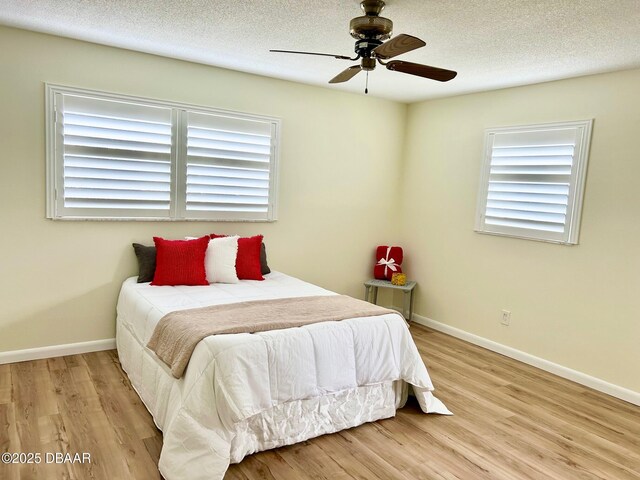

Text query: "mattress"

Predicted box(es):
[116, 271, 450, 480]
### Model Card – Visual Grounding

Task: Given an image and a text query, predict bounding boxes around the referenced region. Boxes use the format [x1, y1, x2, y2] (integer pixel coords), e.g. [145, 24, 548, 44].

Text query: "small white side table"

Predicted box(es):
[364, 278, 417, 322]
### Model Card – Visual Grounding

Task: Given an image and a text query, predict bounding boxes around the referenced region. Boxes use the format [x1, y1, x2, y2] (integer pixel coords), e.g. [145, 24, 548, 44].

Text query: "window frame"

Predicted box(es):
[474, 120, 593, 245]
[45, 84, 281, 222]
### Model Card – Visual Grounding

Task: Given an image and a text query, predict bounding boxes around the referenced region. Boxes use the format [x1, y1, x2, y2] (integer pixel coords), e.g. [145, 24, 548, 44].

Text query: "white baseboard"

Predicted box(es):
[0, 338, 116, 365]
[411, 314, 640, 407]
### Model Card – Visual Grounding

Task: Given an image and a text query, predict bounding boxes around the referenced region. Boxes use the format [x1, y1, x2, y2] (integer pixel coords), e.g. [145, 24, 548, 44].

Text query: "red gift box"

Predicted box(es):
[374, 246, 403, 280]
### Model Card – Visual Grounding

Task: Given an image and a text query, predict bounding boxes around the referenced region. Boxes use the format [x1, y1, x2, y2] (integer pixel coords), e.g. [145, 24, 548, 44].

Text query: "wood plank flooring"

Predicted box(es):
[1, 325, 638, 479]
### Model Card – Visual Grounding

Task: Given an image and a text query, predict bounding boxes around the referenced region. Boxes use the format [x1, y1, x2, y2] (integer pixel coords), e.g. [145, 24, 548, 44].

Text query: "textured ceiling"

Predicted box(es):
[1, 0, 639, 102]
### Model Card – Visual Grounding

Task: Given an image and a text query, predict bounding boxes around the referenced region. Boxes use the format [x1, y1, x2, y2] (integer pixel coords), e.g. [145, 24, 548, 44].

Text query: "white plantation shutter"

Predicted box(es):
[53, 93, 174, 218]
[179, 110, 276, 221]
[475, 121, 592, 244]
[46, 85, 279, 221]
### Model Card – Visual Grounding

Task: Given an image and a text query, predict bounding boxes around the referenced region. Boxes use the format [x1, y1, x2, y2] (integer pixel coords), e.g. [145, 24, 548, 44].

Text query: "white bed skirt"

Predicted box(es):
[117, 318, 411, 476]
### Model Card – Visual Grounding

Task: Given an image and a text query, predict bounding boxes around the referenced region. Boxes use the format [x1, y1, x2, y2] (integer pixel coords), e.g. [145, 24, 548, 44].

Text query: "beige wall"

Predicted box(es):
[400, 68, 640, 392]
[2, 25, 637, 395]
[0, 26, 406, 351]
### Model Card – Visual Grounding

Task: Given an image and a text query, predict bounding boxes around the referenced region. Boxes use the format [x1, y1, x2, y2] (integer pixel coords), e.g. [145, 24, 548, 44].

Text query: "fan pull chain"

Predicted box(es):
[365, 71, 369, 94]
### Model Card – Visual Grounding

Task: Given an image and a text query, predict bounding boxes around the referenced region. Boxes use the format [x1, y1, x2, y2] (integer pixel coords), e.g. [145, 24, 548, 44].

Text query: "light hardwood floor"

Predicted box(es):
[1, 326, 638, 479]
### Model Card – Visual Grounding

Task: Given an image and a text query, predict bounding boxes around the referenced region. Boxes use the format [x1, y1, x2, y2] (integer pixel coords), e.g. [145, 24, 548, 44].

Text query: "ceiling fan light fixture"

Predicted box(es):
[361, 57, 376, 71]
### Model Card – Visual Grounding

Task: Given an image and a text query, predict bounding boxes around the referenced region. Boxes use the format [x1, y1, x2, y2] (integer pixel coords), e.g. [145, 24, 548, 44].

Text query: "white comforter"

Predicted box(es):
[116, 272, 450, 480]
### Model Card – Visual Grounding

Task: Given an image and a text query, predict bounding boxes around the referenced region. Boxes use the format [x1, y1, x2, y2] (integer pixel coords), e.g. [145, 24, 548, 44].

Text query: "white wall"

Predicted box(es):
[0, 26, 406, 351]
[400, 68, 640, 393]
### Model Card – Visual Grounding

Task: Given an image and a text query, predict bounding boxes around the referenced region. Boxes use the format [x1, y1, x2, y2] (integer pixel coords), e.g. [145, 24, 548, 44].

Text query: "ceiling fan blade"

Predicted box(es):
[386, 60, 457, 82]
[329, 65, 363, 84]
[270, 49, 353, 60]
[373, 34, 426, 59]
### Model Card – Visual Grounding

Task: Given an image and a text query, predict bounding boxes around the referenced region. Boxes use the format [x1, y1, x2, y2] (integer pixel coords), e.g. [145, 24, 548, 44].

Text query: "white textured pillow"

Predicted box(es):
[184, 235, 240, 283]
[206, 236, 239, 284]
[186, 235, 239, 284]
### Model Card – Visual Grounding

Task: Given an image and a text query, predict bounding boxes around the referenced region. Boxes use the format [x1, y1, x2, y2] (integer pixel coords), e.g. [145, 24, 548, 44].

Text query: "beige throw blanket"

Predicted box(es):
[147, 295, 399, 378]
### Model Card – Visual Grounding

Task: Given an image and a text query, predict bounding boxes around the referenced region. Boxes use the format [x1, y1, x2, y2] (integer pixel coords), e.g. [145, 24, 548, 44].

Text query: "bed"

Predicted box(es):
[116, 271, 450, 480]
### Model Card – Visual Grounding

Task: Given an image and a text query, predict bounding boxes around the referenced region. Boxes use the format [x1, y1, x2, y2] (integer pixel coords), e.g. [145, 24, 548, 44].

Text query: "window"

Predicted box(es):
[475, 120, 593, 244]
[46, 85, 279, 221]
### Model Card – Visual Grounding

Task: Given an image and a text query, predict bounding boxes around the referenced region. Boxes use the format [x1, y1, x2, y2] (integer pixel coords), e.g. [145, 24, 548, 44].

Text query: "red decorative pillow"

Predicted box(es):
[151, 236, 210, 286]
[210, 234, 264, 280]
[374, 246, 403, 280]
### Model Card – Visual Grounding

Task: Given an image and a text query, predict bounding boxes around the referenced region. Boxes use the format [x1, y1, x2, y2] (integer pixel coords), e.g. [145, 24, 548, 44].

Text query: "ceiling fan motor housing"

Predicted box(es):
[354, 39, 383, 59]
[350, 0, 392, 40]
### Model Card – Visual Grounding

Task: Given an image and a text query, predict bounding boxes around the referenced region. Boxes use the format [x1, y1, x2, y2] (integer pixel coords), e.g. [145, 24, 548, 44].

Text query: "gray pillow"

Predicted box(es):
[260, 243, 271, 275]
[132, 243, 156, 283]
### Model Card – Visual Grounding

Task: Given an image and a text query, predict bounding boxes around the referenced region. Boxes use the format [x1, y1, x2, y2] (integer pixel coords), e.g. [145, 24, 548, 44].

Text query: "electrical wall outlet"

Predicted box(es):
[501, 310, 511, 326]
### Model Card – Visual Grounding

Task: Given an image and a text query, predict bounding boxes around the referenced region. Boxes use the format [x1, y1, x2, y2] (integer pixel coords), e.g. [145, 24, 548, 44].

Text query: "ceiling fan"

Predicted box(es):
[270, 0, 457, 93]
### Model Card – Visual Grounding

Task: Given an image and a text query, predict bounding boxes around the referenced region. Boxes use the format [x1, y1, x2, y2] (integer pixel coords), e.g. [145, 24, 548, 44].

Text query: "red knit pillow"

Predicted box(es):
[151, 236, 209, 286]
[210, 234, 264, 280]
